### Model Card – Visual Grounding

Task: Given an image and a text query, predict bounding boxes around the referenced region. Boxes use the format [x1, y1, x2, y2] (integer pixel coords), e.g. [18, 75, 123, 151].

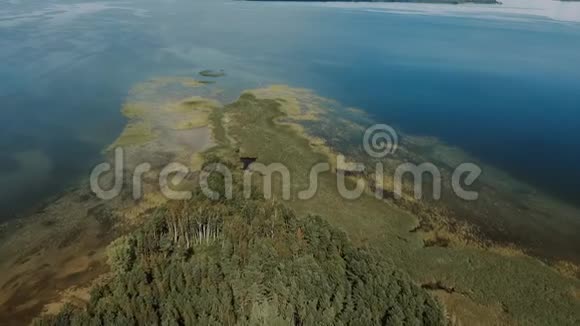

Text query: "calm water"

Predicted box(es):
[1, 0, 579, 218]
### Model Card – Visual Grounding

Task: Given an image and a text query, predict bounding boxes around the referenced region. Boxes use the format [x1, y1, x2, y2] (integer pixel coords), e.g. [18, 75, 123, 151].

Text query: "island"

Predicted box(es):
[2, 79, 578, 326]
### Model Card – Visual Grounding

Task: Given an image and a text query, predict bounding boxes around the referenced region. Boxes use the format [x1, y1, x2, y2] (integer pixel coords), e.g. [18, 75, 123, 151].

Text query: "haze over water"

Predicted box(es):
[1, 0, 579, 218]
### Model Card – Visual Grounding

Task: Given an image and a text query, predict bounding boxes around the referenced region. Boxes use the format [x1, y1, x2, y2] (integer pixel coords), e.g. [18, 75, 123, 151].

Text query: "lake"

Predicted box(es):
[1, 0, 579, 218]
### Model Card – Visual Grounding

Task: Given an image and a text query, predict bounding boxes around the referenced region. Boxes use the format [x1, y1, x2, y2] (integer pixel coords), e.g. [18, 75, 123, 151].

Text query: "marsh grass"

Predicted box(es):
[107, 121, 156, 149]
[189, 152, 204, 171]
[167, 97, 221, 130]
[216, 87, 580, 325]
[171, 97, 220, 112]
[120, 103, 147, 119]
[554, 260, 580, 279]
[173, 115, 211, 130]
[4, 81, 579, 325]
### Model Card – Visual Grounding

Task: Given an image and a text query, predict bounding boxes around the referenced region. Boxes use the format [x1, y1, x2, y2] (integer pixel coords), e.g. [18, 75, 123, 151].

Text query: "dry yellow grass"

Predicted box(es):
[572, 287, 580, 301]
[121, 190, 168, 222]
[487, 244, 527, 258]
[190, 152, 204, 171]
[121, 102, 148, 119]
[40, 272, 111, 317]
[431, 290, 513, 326]
[553, 260, 580, 279]
[108, 121, 157, 149]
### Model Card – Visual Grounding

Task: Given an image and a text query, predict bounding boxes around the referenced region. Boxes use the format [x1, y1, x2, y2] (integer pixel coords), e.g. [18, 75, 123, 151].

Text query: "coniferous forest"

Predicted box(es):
[34, 168, 445, 326]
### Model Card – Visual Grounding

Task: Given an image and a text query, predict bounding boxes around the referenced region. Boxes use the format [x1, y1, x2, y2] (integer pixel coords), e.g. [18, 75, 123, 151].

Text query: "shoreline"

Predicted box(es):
[0, 79, 579, 325]
[248, 0, 500, 4]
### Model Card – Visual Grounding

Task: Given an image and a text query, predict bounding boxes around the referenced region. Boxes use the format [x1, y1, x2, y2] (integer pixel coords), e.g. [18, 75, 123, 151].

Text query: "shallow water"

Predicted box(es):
[0, 0, 579, 218]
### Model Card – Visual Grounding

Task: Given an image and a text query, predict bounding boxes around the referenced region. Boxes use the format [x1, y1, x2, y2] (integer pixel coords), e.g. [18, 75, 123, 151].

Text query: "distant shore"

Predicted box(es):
[249, 0, 500, 5]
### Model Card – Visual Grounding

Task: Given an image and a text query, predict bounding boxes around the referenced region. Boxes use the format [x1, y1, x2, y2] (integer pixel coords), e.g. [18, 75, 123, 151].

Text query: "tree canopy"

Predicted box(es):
[35, 169, 445, 326]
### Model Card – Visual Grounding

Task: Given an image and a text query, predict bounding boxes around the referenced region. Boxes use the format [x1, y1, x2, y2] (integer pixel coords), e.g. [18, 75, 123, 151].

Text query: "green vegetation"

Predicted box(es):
[173, 97, 221, 112]
[107, 121, 157, 149]
[215, 89, 580, 325]
[121, 103, 148, 119]
[24, 83, 580, 325]
[173, 113, 213, 130]
[170, 97, 220, 130]
[34, 169, 445, 325]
